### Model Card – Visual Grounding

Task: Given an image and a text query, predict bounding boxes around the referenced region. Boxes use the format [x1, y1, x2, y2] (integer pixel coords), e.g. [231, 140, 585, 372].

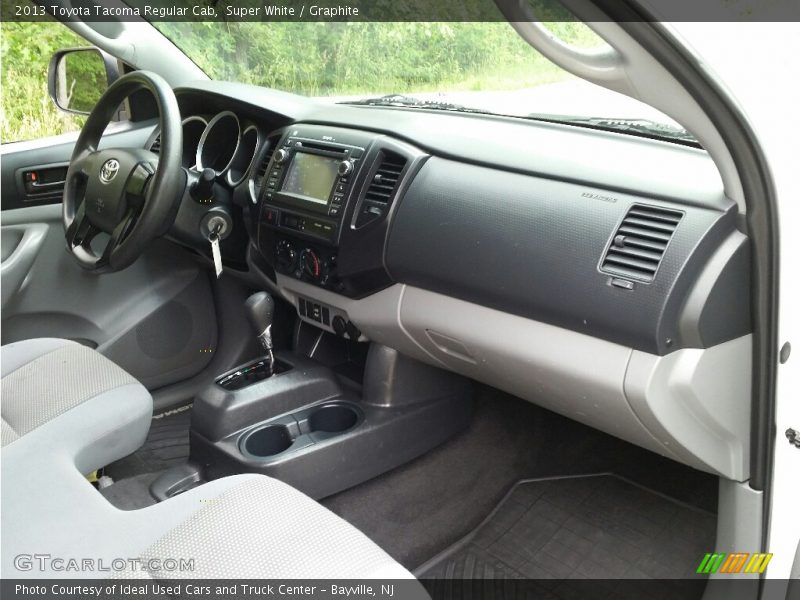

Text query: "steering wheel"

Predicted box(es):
[63, 71, 184, 273]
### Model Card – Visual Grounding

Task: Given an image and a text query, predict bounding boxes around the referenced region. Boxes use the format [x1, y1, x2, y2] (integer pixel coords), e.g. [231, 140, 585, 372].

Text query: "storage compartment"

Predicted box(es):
[308, 403, 359, 433]
[241, 424, 293, 457]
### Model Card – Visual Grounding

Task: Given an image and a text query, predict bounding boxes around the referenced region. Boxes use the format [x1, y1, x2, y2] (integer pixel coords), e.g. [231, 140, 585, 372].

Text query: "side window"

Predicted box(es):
[1, 20, 89, 143]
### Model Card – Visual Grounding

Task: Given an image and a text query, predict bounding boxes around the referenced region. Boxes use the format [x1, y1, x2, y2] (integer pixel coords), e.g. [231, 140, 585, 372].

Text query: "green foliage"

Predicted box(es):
[2, 19, 597, 142]
[156, 21, 590, 96]
[58, 50, 109, 113]
[1, 21, 88, 142]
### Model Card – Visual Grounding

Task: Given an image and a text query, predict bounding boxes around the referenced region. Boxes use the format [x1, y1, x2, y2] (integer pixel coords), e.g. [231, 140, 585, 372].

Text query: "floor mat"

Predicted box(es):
[417, 474, 715, 585]
[105, 405, 192, 480]
[323, 387, 717, 570]
[98, 472, 160, 510]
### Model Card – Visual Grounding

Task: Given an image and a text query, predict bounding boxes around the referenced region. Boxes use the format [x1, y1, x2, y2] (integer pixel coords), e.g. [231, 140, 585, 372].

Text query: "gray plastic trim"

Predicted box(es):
[396, 285, 679, 460]
[272, 275, 445, 366]
[1, 223, 47, 309]
[265, 268, 755, 480]
[715, 478, 763, 556]
[396, 286, 751, 480]
[265, 263, 755, 480]
[625, 335, 752, 481]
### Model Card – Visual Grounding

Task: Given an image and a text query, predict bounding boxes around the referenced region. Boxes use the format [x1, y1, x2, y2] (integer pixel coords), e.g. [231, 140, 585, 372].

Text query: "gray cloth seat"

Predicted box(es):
[1, 337, 151, 460]
[113, 475, 416, 579]
[0, 338, 415, 581]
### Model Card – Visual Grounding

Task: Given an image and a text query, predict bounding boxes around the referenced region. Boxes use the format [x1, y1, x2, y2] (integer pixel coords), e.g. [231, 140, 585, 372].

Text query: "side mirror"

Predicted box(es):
[47, 48, 119, 115]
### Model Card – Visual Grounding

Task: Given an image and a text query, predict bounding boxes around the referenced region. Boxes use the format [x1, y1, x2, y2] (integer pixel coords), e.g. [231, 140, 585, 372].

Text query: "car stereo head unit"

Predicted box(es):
[282, 152, 339, 207]
[262, 134, 364, 223]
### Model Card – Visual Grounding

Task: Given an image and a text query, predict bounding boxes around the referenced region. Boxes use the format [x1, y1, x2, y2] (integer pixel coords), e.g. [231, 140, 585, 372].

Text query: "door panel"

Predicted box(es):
[1, 120, 156, 210]
[1, 122, 218, 391]
[1, 223, 47, 308]
[1, 205, 217, 390]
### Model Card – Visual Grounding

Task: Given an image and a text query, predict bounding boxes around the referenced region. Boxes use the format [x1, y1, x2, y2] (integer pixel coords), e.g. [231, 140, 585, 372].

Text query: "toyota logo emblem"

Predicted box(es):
[100, 159, 120, 183]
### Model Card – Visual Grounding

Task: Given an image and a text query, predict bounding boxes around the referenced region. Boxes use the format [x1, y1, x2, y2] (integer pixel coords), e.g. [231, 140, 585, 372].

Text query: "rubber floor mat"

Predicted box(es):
[417, 474, 715, 595]
[105, 405, 192, 480]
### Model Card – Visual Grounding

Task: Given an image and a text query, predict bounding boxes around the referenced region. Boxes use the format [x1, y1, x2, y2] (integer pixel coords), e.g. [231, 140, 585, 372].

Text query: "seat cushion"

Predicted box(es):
[0, 338, 152, 473]
[122, 476, 413, 579]
[3, 469, 416, 580]
[1, 338, 139, 446]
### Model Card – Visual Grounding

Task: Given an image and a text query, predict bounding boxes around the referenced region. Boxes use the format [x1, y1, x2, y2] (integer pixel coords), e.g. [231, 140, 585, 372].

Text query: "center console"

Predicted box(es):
[147, 289, 473, 503]
[255, 125, 427, 300]
[153, 342, 472, 502]
[148, 128, 468, 503]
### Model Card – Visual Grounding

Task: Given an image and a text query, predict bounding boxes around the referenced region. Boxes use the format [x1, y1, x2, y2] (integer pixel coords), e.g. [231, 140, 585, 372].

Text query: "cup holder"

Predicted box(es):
[239, 403, 361, 461]
[308, 403, 359, 433]
[242, 424, 293, 457]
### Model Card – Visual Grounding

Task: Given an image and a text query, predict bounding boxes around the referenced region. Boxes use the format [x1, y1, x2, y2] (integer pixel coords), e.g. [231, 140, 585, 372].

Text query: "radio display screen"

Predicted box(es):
[281, 152, 338, 205]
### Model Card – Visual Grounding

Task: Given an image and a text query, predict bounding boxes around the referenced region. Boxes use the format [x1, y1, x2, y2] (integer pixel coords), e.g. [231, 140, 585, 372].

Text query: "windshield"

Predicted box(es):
[155, 22, 687, 140]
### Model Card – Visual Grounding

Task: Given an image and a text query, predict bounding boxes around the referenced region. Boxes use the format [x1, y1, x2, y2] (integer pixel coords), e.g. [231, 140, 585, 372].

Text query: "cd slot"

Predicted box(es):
[291, 140, 349, 156]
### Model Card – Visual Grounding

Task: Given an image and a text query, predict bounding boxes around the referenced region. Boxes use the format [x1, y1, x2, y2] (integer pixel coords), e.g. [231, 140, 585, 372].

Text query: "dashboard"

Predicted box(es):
[154, 88, 748, 356]
[151, 82, 753, 482]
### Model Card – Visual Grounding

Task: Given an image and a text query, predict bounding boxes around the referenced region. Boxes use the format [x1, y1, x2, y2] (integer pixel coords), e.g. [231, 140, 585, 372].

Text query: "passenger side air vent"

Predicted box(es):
[355, 151, 407, 228]
[149, 134, 161, 154]
[600, 204, 683, 282]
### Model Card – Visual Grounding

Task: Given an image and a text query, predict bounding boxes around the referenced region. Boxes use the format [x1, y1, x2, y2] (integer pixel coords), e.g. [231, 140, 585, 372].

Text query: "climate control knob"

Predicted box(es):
[276, 240, 297, 273]
[300, 248, 324, 282]
[274, 149, 290, 164]
[338, 160, 354, 176]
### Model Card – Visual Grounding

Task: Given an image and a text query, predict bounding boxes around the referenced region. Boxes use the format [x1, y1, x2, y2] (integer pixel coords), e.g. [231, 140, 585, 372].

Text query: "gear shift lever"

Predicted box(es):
[244, 292, 276, 364]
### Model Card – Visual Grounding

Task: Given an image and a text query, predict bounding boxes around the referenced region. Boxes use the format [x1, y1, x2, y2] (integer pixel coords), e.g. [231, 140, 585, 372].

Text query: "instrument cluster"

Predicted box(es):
[147, 110, 262, 189]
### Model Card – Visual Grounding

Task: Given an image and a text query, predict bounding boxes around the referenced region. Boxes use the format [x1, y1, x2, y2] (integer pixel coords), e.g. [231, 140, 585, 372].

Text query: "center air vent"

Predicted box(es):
[600, 204, 683, 282]
[252, 135, 280, 198]
[355, 151, 407, 227]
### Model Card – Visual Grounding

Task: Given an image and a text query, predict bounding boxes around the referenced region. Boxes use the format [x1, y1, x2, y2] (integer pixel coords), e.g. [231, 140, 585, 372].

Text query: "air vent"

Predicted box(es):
[355, 151, 407, 227]
[149, 134, 161, 154]
[253, 136, 279, 197]
[600, 204, 683, 282]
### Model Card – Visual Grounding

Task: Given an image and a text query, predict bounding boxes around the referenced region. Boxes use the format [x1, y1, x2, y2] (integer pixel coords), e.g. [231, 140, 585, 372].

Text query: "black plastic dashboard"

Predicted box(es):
[387, 158, 748, 355]
[169, 82, 751, 357]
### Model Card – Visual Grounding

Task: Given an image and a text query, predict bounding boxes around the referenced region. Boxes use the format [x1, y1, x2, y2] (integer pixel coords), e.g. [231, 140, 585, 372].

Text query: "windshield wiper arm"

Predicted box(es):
[527, 113, 699, 146]
[339, 94, 494, 115]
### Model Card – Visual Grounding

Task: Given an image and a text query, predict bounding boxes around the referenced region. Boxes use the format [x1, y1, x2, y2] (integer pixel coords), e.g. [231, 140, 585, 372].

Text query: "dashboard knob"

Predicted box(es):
[338, 160, 354, 176]
[274, 149, 290, 164]
[276, 240, 297, 273]
[332, 316, 347, 337]
[300, 248, 325, 282]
